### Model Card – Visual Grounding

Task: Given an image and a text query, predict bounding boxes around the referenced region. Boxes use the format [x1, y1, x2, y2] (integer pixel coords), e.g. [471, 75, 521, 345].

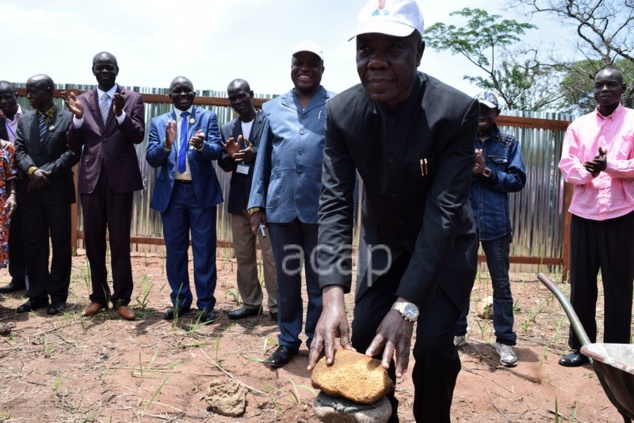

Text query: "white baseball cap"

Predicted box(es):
[292, 40, 324, 61]
[351, 0, 425, 40]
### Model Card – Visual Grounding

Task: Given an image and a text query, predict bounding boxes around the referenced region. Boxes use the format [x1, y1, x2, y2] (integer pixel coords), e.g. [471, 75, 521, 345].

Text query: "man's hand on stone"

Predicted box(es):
[307, 285, 355, 371]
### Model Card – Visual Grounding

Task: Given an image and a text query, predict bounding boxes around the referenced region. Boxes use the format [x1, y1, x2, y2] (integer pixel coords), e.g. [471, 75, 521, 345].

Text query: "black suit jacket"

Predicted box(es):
[318, 72, 479, 309]
[14, 108, 80, 205]
[219, 110, 264, 214]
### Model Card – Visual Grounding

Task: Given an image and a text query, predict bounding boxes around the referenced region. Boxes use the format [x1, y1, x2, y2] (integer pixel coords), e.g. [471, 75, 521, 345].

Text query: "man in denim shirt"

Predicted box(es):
[454, 91, 526, 367]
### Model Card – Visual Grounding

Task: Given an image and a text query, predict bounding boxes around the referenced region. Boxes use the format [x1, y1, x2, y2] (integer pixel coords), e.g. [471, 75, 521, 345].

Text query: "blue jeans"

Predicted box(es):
[456, 234, 516, 345]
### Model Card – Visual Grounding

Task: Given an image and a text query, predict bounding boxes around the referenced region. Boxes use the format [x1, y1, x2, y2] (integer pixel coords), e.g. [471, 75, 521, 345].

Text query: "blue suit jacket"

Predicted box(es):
[248, 86, 335, 224]
[146, 106, 223, 213]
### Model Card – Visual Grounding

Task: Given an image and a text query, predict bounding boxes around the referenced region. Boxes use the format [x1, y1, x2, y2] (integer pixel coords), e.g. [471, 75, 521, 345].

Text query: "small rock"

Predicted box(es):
[313, 391, 392, 423]
[311, 349, 393, 404]
[476, 296, 494, 319]
[0, 322, 15, 336]
[204, 377, 246, 417]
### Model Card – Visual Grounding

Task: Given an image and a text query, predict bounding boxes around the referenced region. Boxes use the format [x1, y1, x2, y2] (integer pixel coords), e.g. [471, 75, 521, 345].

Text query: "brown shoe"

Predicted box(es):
[116, 305, 136, 321]
[83, 302, 106, 317]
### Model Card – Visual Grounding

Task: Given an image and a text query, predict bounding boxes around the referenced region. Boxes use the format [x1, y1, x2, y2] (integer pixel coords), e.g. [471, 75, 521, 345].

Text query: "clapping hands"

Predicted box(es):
[584, 147, 607, 177]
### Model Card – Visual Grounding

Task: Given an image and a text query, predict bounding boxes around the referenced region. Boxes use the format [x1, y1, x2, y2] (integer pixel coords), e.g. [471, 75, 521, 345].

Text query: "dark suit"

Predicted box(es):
[318, 73, 479, 422]
[68, 85, 145, 307]
[14, 107, 79, 304]
[0, 113, 26, 285]
[219, 111, 277, 313]
[146, 107, 223, 311]
[219, 112, 264, 214]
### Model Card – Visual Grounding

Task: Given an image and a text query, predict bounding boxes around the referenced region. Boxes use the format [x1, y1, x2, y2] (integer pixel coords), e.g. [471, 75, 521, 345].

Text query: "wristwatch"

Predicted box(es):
[247, 207, 262, 216]
[391, 301, 420, 322]
[482, 167, 492, 178]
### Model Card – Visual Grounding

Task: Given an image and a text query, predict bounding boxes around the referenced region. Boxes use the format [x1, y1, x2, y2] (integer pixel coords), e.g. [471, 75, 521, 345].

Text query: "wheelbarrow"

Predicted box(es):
[537, 273, 634, 423]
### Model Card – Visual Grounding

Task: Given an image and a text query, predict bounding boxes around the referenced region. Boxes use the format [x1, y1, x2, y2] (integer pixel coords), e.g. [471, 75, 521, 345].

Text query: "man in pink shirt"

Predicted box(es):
[558, 67, 634, 367]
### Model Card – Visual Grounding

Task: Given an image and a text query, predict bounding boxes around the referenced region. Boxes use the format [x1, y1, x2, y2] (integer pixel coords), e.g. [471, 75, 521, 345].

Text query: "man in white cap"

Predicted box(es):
[308, 0, 479, 421]
[248, 40, 336, 368]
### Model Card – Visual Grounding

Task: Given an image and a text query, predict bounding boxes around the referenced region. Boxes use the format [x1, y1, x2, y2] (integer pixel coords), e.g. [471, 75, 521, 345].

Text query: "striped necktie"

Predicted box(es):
[100, 93, 110, 124]
[39, 114, 47, 142]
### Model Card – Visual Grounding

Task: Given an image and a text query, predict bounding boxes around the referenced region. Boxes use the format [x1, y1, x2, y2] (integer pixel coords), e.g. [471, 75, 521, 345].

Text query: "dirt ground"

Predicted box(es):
[0, 249, 629, 422]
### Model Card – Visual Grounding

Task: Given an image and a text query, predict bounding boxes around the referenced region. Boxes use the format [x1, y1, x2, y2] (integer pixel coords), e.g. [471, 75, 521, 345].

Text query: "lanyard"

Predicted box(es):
[4, 118, 16, 140]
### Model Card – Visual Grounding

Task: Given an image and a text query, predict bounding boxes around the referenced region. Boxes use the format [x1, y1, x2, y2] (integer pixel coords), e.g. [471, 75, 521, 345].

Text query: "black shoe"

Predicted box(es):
[163, 306, 191, 320]
[47, 302, 66, 315]
[559, 351, 589, 367]
[267, 346, 298, 368]
[228, 306, 262, 320]
[17, 299, 49, 313]
[197, 309, 216, 324]
[270, 311, 278, 321]
[0, 279, 26, 294]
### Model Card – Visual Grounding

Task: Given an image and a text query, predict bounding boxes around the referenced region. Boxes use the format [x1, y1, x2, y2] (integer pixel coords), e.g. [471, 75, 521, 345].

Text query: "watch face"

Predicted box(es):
[403, 303, 418, 319]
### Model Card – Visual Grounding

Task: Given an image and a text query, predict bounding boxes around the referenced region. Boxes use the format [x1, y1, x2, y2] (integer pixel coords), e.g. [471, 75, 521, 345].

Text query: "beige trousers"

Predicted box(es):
[231, 209, 277, 313]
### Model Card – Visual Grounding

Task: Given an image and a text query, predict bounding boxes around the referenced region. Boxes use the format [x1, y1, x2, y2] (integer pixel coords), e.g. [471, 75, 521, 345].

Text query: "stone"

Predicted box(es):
[311, 349, 393, 404]
[476, 295, 494, 319]
[313, 391, 392, 423]
[204, 377, 246, 417]
[0, 322, 15, 336]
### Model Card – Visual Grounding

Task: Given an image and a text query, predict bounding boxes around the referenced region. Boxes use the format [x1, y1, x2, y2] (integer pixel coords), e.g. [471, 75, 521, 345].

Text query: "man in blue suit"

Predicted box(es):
[146, 76, 223, 324]
[248, 41, 336, 367]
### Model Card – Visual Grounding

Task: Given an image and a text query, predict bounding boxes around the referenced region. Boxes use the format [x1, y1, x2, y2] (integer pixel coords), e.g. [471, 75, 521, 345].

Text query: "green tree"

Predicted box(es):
[556, 59, 634, 114]
[510, 0, 634, 109]
[425, 8, 560, 110]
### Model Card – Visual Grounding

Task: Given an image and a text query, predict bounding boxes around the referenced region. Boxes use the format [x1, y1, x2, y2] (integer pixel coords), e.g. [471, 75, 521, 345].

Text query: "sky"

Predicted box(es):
[2, 0, 574, 98]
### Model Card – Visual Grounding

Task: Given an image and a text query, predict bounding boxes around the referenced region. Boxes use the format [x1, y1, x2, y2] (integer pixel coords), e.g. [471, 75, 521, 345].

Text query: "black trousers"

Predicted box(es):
[568, 212, 634, 350]
[351, 254, 462, 423]
[20, 200, 72, 304]
[81, 169, 134, 307]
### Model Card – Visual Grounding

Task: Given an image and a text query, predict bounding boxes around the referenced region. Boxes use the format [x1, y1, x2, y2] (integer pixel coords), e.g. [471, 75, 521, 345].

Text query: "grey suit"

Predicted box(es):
[15, 107, 80, 304]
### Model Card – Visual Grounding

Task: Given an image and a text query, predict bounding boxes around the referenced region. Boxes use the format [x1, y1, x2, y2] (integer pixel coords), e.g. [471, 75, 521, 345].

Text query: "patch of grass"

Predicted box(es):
[224, 288, 240, 304]
[135, 274, 154, 310]
[44, 337, 53, 358]
[145, 372, 172, 411]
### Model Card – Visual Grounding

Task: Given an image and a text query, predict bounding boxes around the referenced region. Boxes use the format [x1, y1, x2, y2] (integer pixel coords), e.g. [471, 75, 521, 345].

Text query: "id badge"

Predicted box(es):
[236, 164, 250, 175]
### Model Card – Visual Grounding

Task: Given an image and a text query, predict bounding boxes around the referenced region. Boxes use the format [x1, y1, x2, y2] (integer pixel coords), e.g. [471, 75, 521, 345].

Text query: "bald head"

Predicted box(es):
[92, 51, 119, 91]
[93, 51, 118, 68]
[227, 78, 251, 93]
[0, 81, 18, 117]
[170, 76, 193, 91]
[168, 76, 195, 111]
[594, 67, 626, 116]
[227, 78, 255, 121]
[25, 74, 55, 113]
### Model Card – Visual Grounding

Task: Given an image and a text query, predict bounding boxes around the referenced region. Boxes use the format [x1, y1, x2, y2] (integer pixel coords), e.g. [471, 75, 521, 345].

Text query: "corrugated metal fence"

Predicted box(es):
[14, 84, 571, 270]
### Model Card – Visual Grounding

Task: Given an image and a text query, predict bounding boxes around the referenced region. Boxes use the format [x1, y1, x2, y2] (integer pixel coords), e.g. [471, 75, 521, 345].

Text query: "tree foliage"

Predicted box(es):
[556, 59, 634, 114]
[425, 8, 560, 111]
[510, 0, 634, 108]
[511, 0, 634, 63]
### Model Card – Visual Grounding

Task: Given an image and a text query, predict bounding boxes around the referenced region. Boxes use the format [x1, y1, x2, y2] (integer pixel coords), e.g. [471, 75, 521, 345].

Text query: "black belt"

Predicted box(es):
[174, 179, 192, 184]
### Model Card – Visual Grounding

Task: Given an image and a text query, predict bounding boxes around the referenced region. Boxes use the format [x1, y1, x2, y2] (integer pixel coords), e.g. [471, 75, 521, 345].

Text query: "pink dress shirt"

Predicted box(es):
[559, 104, 634, 221]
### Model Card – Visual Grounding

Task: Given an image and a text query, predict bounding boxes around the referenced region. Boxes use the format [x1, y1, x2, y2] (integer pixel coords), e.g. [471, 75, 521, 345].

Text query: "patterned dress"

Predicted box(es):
[0, 143, 17, 269]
